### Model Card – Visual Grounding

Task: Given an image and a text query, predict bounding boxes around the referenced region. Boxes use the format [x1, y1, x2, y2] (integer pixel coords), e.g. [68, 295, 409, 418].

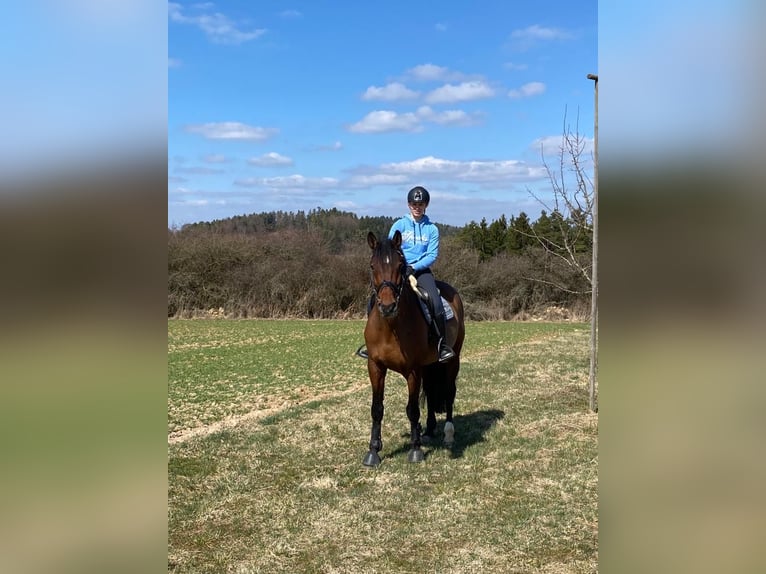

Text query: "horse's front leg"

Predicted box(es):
[406, 370, 424, 463]
[363, 360, 386, 467]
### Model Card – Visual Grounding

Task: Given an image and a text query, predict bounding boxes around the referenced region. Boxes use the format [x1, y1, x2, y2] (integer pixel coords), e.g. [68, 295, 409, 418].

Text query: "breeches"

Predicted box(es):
[415, 269, 445, 318]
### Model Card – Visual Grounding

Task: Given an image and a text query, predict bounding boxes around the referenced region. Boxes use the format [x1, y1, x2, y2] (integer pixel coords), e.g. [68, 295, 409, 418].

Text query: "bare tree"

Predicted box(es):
[527, 109, 593, 284]
[527, 101, 598, 411]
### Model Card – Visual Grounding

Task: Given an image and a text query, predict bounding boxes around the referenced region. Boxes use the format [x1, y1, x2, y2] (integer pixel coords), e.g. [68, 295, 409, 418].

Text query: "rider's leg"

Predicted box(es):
[417, 271, 454, 362]
[356, 293, 377, 359]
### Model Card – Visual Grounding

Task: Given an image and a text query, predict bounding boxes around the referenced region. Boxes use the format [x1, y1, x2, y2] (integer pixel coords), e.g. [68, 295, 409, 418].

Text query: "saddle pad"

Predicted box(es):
[442, 296, 454, 320]
[409, 280, 454, 321]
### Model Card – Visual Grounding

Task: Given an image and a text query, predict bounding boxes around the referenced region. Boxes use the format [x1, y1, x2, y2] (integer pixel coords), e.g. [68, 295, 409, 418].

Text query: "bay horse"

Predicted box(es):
[360, 230, 465, 466]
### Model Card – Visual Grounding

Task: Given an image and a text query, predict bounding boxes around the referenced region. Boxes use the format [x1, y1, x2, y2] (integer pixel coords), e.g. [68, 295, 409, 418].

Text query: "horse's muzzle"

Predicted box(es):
[378, 302, 398, 317]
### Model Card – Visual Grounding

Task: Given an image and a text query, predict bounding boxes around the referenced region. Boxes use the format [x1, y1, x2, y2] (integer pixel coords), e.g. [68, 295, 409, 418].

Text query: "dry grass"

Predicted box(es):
[168, 319, 597, 573]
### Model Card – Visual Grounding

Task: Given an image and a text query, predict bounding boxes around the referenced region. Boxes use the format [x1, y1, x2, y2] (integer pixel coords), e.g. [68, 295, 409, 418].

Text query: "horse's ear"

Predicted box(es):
[392, 229, 402, 249]
[367, 232, 377, 249]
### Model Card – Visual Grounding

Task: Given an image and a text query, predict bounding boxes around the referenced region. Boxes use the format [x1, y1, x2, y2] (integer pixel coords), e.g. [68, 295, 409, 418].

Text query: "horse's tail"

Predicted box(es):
[421, 364, 448, 413]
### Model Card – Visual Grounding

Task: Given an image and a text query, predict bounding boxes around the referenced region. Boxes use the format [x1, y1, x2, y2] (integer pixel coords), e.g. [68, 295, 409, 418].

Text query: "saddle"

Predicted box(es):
[357, 278, 453, 360]
[407, 275, 454, 323]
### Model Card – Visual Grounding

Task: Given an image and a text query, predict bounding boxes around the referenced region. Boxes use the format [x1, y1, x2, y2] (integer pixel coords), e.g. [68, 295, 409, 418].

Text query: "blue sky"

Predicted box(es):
[168, 1, 597, 228]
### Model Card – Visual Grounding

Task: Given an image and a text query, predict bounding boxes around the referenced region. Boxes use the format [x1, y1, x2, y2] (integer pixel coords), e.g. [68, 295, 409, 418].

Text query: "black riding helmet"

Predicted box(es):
[407, 186, 430, 205]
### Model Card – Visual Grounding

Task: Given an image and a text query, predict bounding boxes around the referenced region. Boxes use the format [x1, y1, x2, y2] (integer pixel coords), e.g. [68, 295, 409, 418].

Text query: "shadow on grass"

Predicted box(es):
[388, 408, 505, 461]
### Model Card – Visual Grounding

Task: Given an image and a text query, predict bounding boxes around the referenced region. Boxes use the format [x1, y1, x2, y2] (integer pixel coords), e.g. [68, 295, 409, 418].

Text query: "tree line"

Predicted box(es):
[168, 207, 592, 320]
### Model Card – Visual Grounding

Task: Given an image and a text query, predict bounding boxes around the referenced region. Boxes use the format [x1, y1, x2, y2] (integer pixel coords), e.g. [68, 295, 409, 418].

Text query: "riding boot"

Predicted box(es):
[435, 313, 455, 363]
[355, 293, 377, 359]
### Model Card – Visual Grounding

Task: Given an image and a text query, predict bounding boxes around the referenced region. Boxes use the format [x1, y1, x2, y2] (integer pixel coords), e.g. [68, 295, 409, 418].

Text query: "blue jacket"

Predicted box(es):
[389, 213, 440, 272]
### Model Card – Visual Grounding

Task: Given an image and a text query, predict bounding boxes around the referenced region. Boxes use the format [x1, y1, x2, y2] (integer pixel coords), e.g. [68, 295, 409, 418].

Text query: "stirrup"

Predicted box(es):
[355, 344, 369, 359]
[438, 340, 455, 363]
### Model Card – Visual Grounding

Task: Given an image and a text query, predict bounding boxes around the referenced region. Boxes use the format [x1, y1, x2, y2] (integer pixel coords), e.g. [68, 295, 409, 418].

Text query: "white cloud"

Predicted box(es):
[425, 81, 496, 104]
[347, 110, 422, 134]
[530, 134, 595, 157]
[168, 186, 209, 206]
[530, 135, 565, 155]
[279, 9, 302, 18]
[404, 63, 468, 83]
[185, 121, 278, 141]
[202, 153, 228, 163]
[504, 61, 527, 71]
[415, 106, 483, 127]
[175, 166, 224, 175]
[435, 22, 448, 32]
[168, 2, 266, 44]
[510, 24, 574, 42]
[406, 64, 449, 82]
[362, 82, 419, 102]
[333, 200, 358, 210]
[347, 106, 483, 134]
[345, 174, 411, 188]
[248, 152, 294, 167]
[508, 25, 575, 51]
[307, 141, 343, 152]
[508, 81, 546, 99]
[234, 175, 339, 189]
[372, 156, 548, 184]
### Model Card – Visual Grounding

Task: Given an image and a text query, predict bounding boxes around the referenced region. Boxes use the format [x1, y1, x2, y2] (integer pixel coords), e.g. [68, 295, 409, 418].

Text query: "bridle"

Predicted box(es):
[369, 248, 406, 311]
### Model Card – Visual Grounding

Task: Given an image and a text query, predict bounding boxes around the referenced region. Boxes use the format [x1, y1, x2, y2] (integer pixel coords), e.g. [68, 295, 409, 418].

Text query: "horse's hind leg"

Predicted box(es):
[443, 361, 459, 447]
[443, 420, 455, 447]
[420, 364, 443, 442]
[406, 371, 424, 463]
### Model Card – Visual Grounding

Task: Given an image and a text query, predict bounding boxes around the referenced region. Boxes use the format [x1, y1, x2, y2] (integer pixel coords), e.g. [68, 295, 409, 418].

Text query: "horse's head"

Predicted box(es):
[367, 230, 406, 318]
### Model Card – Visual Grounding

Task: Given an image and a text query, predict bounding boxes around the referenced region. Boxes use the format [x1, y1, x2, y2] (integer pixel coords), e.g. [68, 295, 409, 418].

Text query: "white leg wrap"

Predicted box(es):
[443, 421, 455, 446]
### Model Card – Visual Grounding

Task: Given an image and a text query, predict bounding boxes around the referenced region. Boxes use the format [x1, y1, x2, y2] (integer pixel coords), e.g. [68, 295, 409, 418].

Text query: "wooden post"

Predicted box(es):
[587, 74, 598, 412]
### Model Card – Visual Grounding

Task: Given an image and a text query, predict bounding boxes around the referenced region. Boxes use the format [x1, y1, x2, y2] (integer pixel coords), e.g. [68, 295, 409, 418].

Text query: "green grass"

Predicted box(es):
[168, 319, 597, 573]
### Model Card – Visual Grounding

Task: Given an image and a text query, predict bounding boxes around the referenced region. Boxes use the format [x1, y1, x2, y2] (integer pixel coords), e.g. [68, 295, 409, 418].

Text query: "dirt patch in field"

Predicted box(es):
[168, 382, 369, 445]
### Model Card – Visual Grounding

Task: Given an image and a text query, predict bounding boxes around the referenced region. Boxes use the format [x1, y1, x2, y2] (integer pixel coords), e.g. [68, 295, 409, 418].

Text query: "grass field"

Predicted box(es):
[168, 319, 598, 573]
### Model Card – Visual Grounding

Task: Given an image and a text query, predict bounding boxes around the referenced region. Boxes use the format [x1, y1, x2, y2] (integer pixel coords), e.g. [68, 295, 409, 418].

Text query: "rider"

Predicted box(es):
[389, 186, 455, 363]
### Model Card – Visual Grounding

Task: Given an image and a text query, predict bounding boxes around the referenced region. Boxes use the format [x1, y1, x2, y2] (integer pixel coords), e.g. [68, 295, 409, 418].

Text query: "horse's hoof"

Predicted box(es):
[407, 448, 424, 463]
[443, 421, 455, 447]
[421, 433, 432, 445]
[363, 451, 381, 467]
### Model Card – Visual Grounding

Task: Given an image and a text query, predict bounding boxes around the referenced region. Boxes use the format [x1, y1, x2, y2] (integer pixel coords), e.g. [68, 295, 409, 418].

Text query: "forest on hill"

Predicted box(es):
[168, 207, 592, 321]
